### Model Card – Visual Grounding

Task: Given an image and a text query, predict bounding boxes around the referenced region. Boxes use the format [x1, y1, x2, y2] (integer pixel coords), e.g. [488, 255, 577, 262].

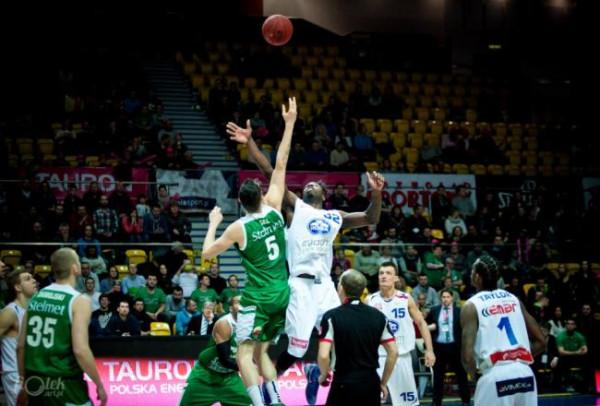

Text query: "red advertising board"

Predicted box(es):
[239, 170, 361, 197]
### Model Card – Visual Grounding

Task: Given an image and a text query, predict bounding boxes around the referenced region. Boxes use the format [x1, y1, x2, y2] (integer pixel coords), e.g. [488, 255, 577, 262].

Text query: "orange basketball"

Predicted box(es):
[262, 14, 293, 47]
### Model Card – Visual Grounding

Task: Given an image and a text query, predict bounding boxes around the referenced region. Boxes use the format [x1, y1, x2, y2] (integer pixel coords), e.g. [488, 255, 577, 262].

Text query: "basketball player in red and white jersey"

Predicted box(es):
[461, 256, 545, 405]
[368, 262, 435, 406]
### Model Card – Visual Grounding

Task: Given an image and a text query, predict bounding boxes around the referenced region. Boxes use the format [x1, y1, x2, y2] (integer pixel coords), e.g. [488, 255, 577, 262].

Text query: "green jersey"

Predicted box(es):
[191, 288, 219, 308]
[24, 283, 83, 377]
[220, 287, 240, 313]
[197, 314, 237, 374]
[136, 287, 166, 313]
[236, 206, 287, 289]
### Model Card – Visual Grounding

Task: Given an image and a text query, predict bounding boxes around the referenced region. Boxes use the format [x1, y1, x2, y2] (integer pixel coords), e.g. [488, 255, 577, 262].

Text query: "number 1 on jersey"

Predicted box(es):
[265, 235, 279, 260]
[497, 316, 518, 345]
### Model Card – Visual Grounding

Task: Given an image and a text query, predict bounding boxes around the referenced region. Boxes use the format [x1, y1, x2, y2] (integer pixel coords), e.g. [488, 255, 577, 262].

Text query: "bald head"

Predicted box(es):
[339, 269, 367, 299]
[51, 247, 80, 280]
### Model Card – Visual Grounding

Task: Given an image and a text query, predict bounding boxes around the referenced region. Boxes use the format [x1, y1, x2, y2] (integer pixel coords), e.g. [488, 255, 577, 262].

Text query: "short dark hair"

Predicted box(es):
[440, 288, 454, 297]
[473, 256, 498, 291]
[228, 275, 238, 281]
[239, 179, 262, 213]
[418, 273, 428, 278]
[99, 293, 110, 302]
[173, 286, 183, 293]
[119, 300, 130, 307]
[134, 299, 144, 305]
[379, 261, 398, 275]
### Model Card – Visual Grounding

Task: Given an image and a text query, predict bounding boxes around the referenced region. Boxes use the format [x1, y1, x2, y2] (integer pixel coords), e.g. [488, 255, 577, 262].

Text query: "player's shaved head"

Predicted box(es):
[51, 247, 80, 280]
[340, 269, 367, 299]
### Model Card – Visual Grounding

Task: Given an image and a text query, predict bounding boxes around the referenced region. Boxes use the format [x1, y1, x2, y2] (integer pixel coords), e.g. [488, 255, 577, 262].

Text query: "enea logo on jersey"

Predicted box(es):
[307, 218, 331, 235]
[481, 302, 517, 317]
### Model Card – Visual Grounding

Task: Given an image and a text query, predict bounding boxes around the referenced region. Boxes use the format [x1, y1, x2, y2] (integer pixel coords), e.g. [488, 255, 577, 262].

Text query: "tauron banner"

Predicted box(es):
[361, 172, 477, 215]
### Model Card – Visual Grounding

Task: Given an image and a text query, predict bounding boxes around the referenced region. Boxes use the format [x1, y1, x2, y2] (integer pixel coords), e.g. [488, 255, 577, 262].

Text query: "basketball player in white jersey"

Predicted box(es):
[227, 121, 385, 380]
[461, 256, 545, 405]
[0, 266, 38, 406]
[368, 262, 435, 406]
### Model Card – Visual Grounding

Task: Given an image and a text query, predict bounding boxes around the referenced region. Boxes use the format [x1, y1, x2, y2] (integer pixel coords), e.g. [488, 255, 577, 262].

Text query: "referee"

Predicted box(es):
[317, 269, 398, 406]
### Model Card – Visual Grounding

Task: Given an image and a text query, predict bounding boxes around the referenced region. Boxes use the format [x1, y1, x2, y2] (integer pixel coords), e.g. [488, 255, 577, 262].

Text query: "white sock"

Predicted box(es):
[247, 385, 265, 406]
[265, 380, 282, 403]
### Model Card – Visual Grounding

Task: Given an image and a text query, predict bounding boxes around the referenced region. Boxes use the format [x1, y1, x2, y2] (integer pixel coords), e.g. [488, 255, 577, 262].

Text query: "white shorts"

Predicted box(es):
[475, 362, 537, 406]
[378, 352, 419, 406]
[285, 276, 340, 358]
[2, 371, 19, 406]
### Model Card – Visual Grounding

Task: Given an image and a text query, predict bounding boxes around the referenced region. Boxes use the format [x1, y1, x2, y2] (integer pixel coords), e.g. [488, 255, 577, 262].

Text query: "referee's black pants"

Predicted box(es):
[326, 370, 381, 406]
[432, 342, 470, 406]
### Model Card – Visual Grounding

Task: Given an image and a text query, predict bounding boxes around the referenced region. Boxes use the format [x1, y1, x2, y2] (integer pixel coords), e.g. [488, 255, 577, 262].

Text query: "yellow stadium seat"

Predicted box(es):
[271, 90, 284, 105]
[316, 67, 329, 79]
[523, 283, 535, 296]
[1, 250, 22, 266]
[430, 121, 444, 136]
[466, 109, 478, 122]
[504, 165, 520, 176]
[487, 164, 504, 175]
[523, 151, 538, 166]
[372, 132, 389, 144]
[380, 71, 392, 81]
[403, 148, 419, 164]
[556, 153, 570, 166]
[183, 62, 196, 75]
[423, 84, 436, 96]
[494, 123, 508, 137]
[243, 77, 257, 89]
[453, 85, 466, 96]
[389, 152, 403, 165]
[306, 56, 319, 67]
[555, 166, 570, 177]
[394, 120, 410, 134]
[420, 96, 433, 108]
[539, 166, 553, 177]
[396, 72, 408, 82]
[85, 156, 100, 167]
[566, 263, 580, 274]
[506, 151, 521, 166]
[433, 108, 447, 121]
[525, 137, 538, 151]
[16, 138, 33, 155]
[521, 165, 537, 177]
[404, 96, 417, 108]
[438, 84, 451, 96]
[309, 79, 323, 91]
[510, 124, 524, 138]
[37, 139, 54, 155]
[408, 83, 420, 95]
[452, 164, 469, 174]
[364, 70, 377, 81]
[424, 133, 441, 148]
[327, 80, 340, 92]
[332, 68, 345, 80]
[426, 73, 439, 83]
[300, 67, 313, 78]
[276, 78, 290, 90]
[416, 107, 430, 121]
[34, 265, 51, 279]
[348, 69, 361, 80]
[322, 57, 335, 68]
[408, 133, 423, 149]
[364, 162, 379, 171]
[216, 63, 229, 75]
[303, 91, 318, 105]
[376, 119, 393, 133]
[391, 133, 407, 150]
[150, 322, 172, 336]
[116, 265, 129, 279]
[539, 151, 554, 166]
[360, 119, 375, 133]
[411, 72, 423, 83]
[392, 83, 405, 95]
[508, 137, 522, 151]
[126, 250, 147, 265]
[412, 121, 427, 135]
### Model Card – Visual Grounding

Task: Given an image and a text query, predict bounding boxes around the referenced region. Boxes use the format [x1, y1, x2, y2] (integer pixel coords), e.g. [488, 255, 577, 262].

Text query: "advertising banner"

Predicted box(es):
[35, 167, 149, 201]
[239, 170, 361, 197]
[361, 172, 476, 214]
[85, 358, 329, 406]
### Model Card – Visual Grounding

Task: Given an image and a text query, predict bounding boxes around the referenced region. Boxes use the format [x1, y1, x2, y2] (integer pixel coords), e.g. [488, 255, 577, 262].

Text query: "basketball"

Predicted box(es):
[262, 14, 293, 46]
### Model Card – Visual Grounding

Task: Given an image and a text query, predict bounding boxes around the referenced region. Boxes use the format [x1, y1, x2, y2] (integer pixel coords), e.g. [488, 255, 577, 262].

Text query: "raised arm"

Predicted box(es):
[201, 207, 243, 260]
[407, 295, 436, 367]
[264, 98, 297, 211]
[460, 301, 478, 379]
[339, 172, 385, 229]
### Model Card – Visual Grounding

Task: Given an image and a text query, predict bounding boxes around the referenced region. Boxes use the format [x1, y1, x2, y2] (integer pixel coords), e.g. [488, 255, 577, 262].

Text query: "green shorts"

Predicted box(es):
[237, 282, 289, 343]
[24, 373, 90, 406]
[179, 364, 250, 406]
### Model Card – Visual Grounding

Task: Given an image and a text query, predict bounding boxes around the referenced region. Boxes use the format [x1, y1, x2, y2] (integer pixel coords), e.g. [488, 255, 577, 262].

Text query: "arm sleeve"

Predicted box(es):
[216, 342, 239, 371]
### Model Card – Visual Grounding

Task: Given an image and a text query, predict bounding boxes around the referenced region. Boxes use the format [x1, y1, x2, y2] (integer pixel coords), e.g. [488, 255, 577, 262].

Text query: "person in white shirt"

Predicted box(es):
[0, 266, 38, 406]
[171, 259, 198, 298]
[83, 277, 101, 312]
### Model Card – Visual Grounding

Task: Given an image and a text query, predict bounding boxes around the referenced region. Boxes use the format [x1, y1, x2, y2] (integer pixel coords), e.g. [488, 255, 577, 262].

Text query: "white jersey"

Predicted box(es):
[286, 199, 342, 278]
[467, 289, 533, 373]
[368, 290, 416, 355]
[1, 302, 26, 373]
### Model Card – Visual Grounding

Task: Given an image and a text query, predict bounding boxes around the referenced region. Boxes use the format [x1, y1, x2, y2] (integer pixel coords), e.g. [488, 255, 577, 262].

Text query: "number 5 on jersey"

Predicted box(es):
[265, 235, 279, 261]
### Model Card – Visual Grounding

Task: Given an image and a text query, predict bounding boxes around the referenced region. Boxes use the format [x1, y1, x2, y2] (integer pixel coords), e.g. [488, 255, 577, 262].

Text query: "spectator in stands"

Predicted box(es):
[399, 245, 422, 286]
[46, 203, 68, 236]
[388, 206, 406, 235]
[136, 274, 166, 322]
[93, 195, 119, 241]
[100, 266, 119, 293]
[446, 242, 466, 273]
[353, 124, 375, 159]
[328, 183, 350, 211]
[54, 222, 76, 248]
[82, 277, 101, 311]
[549, 264, 577, 316]
[219, 275, 240, 314]
[555, 318, 590, 392]
[144, 204, 170, 245]
[156, 263, 173, 293]
[156, 185, 171, 209]
[165, 286, 185, 323]
[405, 204, 430, 242]
[63, 183, 83, 215]
[166, 201, 191, 243]
[412, 274, 440, 308]
[122, 209, 144, 242]
[90, 294, 113, 336]
[121, 264, 146, 295]
[304, 141, 328, 170]
[186, 301, 216, 336]
[176, 299, 199, 336]
[421, 139, 442, 163]
[131, 299, 152, 335]
[378, 246, 399, 269]
[77, 224, 102, 258]
[441, 277, 461, 305]
[107, 300, 140, 337]
[171, 259, 197, 298]
[106, 280, 128, 312]
[81, 245, 106, 276]
[416, 292, 431, 319]
[287, 143, 306, 170]
[69, 205, 92, 238]
[135, 194, 150, 219]
[529, 241, 550, 273]
[380, 227, 404, 260]
[431, 185, 452, 228]
[466, 244, 488, 270]
[353, 245, 381, 292]
[109, 181, 131, 216]
[83, 181, 101, 214]
[575, 261, 597, 304]
[190, 274, 219, 308]
[443, 257, 464, 293]
[349, 184, 369, 212]
[37, 180, 57, 214]
[333, 249, 352, 273]
[451, 186, 475, 218]
[548, 306, 566, 338]
[423, 244, 445, 289]
[444, 209, 467, 238]
[75, 262, 100, 293]
[207, 264, 226, 295]
[329, 142, 350, 169]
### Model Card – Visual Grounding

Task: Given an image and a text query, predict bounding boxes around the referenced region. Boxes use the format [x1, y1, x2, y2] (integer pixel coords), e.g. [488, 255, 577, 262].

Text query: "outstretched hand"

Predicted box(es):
[209, 206, 223, 225]
[282, 97, 297, 125]
[366, 171, 385, 192]
[226, 120, 252, 144]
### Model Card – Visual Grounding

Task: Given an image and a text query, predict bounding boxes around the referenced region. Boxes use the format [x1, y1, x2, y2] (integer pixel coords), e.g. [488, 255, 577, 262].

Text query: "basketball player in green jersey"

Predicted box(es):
[17, 247, 107, 406]
[202, 97, 297, 406]
[180, 295, 250, 406]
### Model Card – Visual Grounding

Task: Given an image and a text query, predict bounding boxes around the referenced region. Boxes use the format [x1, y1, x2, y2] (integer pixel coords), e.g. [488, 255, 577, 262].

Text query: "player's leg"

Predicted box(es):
[220, 373, 254, 406]
[474, 363, 536, 406]
[391, 352, 419, 406]
[254, 341, 283, 405]
[2, 371, 20, 406]
[236, 302, 267, 406]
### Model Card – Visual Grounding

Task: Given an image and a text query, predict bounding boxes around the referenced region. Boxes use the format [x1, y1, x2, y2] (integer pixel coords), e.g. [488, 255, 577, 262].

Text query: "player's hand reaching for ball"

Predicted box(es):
[209, 206, 223, 225]
[282, 97, 297, 125]
[226, 120, 252, 144]
[366, 171, 385, 193]
[424, 350, 436, 367]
